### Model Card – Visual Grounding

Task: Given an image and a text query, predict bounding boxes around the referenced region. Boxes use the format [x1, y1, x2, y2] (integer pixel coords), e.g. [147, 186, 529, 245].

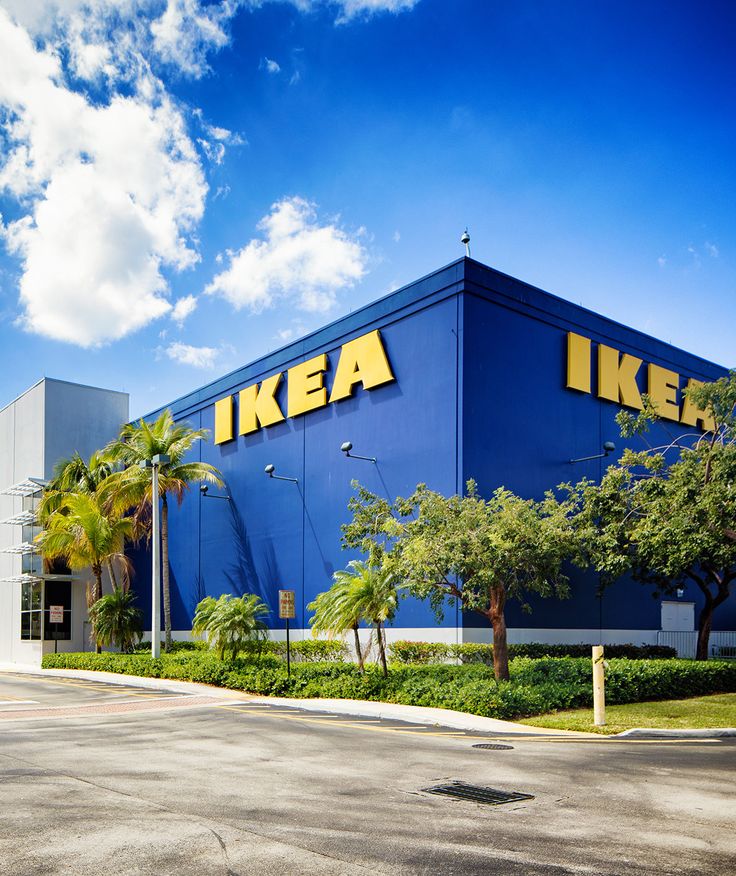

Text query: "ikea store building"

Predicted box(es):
[1, 257, 733, 664]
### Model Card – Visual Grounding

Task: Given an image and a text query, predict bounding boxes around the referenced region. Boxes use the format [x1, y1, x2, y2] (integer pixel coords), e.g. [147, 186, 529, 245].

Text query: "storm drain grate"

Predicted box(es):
[472, 743, 514, 750]
[422, 781, 533, 805]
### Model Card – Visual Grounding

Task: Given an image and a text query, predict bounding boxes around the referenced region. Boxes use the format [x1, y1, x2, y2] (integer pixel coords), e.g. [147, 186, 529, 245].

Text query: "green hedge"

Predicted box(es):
[41, 652, 735, 721]
[134, 639, 347, 662]
[387, 641, 677, 664]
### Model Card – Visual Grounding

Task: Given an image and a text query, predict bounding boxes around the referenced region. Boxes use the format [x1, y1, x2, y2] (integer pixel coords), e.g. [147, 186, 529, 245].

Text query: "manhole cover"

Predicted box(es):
[422, 781, 533, 806]
[472, 743, 514, 750]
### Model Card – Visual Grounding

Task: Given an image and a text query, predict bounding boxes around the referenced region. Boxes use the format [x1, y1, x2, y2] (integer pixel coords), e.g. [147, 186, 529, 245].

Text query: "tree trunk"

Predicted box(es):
[376, 621, 388, 677]
[695, 581, 731, 661]
[352, 624, 364, 672]
[488, 586, 509, 681]
[93, 564, 103, 654]
[108, 559, 118, 592]
[161, 493, 171, 651]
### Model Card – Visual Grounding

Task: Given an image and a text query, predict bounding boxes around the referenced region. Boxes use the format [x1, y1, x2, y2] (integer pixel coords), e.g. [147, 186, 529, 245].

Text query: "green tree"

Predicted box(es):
[88, 587, 144, 653]
[308, 572, 367, 671]
[342, 560, 397, 676]
[192, 593, 269, 661]
[35, 493, 133, 652]
[581, 372, 736, 660]
[37, 451, 126, 588]
[343, 481, 584, 680]
[310, 560, 397, 676]
[103, 410, 223, 651]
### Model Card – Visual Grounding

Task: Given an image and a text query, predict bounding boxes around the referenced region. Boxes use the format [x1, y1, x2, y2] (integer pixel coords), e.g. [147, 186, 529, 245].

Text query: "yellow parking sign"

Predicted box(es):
[279, 590, 295, 620]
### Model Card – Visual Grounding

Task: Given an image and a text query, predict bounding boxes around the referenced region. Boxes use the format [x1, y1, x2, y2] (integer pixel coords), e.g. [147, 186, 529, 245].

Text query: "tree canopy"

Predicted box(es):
[579, 371, 736, 660]
[342, 480, 585, 680]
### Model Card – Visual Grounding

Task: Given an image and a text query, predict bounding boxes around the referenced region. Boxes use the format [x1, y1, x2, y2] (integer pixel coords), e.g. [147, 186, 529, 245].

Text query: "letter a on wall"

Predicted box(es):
[329, 330, 395, 402]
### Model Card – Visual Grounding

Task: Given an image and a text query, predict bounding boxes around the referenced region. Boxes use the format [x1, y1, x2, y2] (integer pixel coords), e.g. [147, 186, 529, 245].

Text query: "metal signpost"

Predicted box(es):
[279, 589, 295, 677]
[49, 605, 64, 653]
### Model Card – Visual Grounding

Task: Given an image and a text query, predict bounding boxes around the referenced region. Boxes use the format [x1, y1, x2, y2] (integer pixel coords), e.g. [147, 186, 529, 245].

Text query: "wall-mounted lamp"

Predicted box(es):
[676, 586, 685, 599]
[340, 441, 376, 464]
[569, 442, 616, 464]
[264, 463, 298, 484]
[200, 484, 230, 500]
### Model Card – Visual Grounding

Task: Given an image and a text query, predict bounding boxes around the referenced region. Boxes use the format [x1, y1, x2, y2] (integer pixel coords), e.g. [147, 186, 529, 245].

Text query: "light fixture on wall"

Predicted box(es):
[340, 441, 376, 463]
[676, 586, 685, 599]
[569, 442, 616, 464]
[264, 464, 298, 484]
[200, 484, 230, 500]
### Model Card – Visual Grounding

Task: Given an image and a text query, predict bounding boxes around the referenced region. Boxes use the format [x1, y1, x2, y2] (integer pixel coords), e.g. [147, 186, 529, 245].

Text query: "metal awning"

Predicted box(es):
[0, 510, 37, 526]
[0, 542, 36, 555]
[0, 573, 82, 584]
[0, 480, 43, 497]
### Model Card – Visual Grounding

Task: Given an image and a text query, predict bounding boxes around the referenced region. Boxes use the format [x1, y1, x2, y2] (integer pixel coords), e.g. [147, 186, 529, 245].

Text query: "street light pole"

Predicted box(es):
[141, 453, 169, 659]
[151, 459, 161, 659]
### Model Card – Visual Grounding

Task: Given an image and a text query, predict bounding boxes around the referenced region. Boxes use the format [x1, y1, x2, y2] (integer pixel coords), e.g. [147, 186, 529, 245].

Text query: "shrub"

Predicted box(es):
[41, 652, 734, 722]
[135, 640, 208, 653]
[388, 640, 676, 664]
[388, 641, 451, 664]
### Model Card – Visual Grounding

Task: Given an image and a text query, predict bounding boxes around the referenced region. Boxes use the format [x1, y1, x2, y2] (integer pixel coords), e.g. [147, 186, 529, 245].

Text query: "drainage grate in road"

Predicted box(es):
[472, 743, 514, 751]
[422, 781, 533, 805]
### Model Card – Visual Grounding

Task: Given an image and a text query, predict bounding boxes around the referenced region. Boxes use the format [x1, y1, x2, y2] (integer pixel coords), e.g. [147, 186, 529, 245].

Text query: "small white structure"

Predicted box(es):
[0, 379, 128, 665]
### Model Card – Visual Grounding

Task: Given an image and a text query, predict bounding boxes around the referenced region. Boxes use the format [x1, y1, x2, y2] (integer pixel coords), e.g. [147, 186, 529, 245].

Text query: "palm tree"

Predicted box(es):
[88, 587, 143, 653]
[103, 410, 223, 650]
[35, 493, 133, 652]
[308, 574, 366, 671]
[37, 451, 125, 587]
[192, 593, 269, 661]
[311, 560, 398, 676]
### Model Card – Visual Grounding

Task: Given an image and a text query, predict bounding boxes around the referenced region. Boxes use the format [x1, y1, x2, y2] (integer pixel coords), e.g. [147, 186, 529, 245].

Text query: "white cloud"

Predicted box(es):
[205, 196, 367, 313]
[262, 57, 281, 74]
[281, 0, 420, 23]
[330, 0, 420, 22]
[0, 5, 210, 346]
[166, 340, 219, 368]
[657, 256, 666, 268]
[171, 294, 198, 325]
[151, 0, 232, 77]
[705, 241, 719, 258]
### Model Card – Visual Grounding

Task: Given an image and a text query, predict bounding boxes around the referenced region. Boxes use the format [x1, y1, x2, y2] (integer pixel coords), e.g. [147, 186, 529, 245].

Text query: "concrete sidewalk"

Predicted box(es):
[3, 663, 734, 738]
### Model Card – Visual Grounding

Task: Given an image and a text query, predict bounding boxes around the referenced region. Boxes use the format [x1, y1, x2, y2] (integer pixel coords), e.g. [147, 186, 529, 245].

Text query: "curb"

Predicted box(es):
[616, 727, 736, 738]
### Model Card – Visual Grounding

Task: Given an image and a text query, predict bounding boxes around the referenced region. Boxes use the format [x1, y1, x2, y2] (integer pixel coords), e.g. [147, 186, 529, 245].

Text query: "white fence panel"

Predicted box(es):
[709, 632, 736, 659]
[657, 630, 736, 658]
[657, 630, 697, 658]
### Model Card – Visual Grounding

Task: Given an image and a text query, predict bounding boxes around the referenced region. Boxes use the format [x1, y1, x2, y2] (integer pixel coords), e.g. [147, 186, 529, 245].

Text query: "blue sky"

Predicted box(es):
[0, 0, 733, 418]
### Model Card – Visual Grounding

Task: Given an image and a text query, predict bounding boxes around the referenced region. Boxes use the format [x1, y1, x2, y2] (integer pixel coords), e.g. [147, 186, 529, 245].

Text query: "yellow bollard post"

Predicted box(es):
[592, 645, 606, 726]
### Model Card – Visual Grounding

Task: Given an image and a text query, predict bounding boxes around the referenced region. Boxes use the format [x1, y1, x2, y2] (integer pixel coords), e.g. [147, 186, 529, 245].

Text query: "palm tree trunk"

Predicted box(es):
[376, 621, 388, 677]
[93, 564, 103, 654]
[161, 493, 171, 651]
[108, 558, 118, 592]
[352, 624, 364, 672]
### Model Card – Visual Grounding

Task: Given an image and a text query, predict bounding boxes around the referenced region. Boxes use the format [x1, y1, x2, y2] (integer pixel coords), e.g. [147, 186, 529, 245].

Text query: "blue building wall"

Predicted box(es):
[460, 261, 733, 633]
[133, 258, 735, 638]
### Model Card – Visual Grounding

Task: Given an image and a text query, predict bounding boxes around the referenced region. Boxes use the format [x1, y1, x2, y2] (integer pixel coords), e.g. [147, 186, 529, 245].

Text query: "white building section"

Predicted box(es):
[0, 378, 128, 666]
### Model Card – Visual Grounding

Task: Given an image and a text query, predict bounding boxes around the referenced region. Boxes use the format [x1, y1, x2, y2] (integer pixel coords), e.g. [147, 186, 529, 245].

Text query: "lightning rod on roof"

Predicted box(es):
[461, 228, 470, 257]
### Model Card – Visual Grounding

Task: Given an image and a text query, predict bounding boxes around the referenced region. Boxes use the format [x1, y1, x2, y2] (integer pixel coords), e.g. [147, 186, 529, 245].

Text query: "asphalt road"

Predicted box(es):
[0, 673, 734, 876]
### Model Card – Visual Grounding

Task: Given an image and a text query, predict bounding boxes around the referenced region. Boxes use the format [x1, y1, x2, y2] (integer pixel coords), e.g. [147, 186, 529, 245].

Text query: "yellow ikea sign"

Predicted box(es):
[566, 332, 715, 430]
[214, 330, 395, 445]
